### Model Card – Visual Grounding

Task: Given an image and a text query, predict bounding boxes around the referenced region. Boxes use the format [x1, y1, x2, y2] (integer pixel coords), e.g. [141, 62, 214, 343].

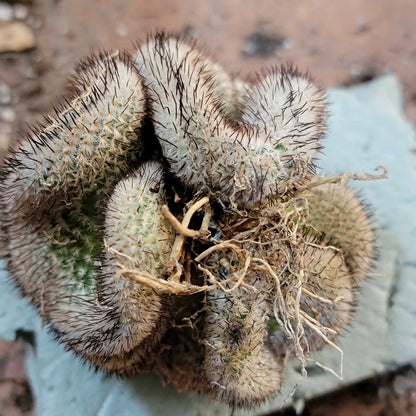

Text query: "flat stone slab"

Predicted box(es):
[0, 75, 415, 415]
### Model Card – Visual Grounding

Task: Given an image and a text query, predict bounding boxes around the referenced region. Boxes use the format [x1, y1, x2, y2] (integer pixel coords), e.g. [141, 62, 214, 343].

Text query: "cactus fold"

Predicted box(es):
[134, 34, 326, 207]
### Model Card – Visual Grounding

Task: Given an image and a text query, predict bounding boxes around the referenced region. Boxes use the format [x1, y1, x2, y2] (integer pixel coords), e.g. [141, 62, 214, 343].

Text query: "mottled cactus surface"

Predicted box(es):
[0, 32, 379, 407]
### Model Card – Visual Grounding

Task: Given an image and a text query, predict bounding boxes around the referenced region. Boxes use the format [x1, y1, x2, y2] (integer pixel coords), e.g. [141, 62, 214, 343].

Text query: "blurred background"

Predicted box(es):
[0, 1, 415, 415]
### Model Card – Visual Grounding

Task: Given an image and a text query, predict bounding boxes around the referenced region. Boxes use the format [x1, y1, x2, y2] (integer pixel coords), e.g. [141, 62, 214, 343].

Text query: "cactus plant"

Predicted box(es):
[0, 32, 383, 407]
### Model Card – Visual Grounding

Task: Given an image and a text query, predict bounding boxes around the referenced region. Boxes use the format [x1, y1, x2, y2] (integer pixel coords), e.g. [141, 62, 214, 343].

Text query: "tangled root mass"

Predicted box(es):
[0, 32, 387, 407]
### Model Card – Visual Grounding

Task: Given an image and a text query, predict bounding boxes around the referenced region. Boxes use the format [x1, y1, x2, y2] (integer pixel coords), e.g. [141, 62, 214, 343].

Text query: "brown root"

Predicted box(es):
[300, 164, 388, 192]
[162, 196, 210, 281]
[108, 166, 383, 381]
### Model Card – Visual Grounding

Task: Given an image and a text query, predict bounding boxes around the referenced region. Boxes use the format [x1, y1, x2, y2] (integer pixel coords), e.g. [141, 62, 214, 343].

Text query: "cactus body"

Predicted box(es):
[269, 238, 354, 356]
[0, 51, 174, 371]
[0, 33, 378, 407]
[203, 278, 283, 407]
[2, 51, 146, 208]
[300, 183, 374, 286]
[135, 34, 326, 208]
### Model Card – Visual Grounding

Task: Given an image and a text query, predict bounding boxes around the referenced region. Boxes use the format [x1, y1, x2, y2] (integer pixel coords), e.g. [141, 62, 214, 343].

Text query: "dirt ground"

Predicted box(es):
[0, 0, 416, 415]
[273, 364, 416, 416]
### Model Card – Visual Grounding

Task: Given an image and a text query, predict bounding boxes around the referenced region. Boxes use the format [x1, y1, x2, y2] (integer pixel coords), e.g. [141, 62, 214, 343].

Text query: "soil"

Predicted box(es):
[0, 338, 34, 416]
[1, 0, 416, 415]
[270, 364, 416, 416]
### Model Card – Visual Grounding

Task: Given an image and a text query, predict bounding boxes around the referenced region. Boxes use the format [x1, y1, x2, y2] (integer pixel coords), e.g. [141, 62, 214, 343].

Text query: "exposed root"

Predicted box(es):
[301, 287, 346, 305]
[105, 240, 214, 295]
[301, 165, 388, 192]
[162, 196, 210, 280]
[193, 221, 346, 379]
[106, 167, 383, 380]
[194, 242, 241, 262]
[161, 206, 200, 238]
[192, 171, 376, 379]
[115, 265, 214, 295]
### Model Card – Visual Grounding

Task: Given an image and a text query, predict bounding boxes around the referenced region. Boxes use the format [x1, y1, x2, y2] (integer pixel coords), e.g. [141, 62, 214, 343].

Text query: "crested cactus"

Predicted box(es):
[0, 32, 384, 407]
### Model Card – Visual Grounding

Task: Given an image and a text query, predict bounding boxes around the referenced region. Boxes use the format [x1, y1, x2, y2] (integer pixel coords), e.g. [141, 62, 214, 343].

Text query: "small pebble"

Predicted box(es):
[0, 22, 36, 53]
[242, 31, 287, 58]
[0, 81, 11, 105]
[116, 23, 128, 38]
[0, 107, 15, 123]
[393, 374, 416, 395]
[356, 15, 370, 33]
[19, 63, 37, 79]
[0, 2, 13, 22]
[27, 15, 42, 30]
[14, 4, 28, 21]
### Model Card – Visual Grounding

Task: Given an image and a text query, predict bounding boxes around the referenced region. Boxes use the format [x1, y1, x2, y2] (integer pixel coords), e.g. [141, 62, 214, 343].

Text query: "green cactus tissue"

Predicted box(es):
[0, 32, 386, 407]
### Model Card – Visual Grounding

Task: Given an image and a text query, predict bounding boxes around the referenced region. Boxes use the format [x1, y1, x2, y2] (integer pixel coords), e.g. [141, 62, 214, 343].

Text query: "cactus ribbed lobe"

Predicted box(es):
[300, 183, 374, 286]
[3, 51, 146, 207]
[204, 278, 283, 407]
[135, 34, 326, 208]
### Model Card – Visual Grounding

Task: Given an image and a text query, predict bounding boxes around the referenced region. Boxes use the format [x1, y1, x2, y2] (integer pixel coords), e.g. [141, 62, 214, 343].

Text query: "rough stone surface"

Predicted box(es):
[0, 75, 415, 415]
